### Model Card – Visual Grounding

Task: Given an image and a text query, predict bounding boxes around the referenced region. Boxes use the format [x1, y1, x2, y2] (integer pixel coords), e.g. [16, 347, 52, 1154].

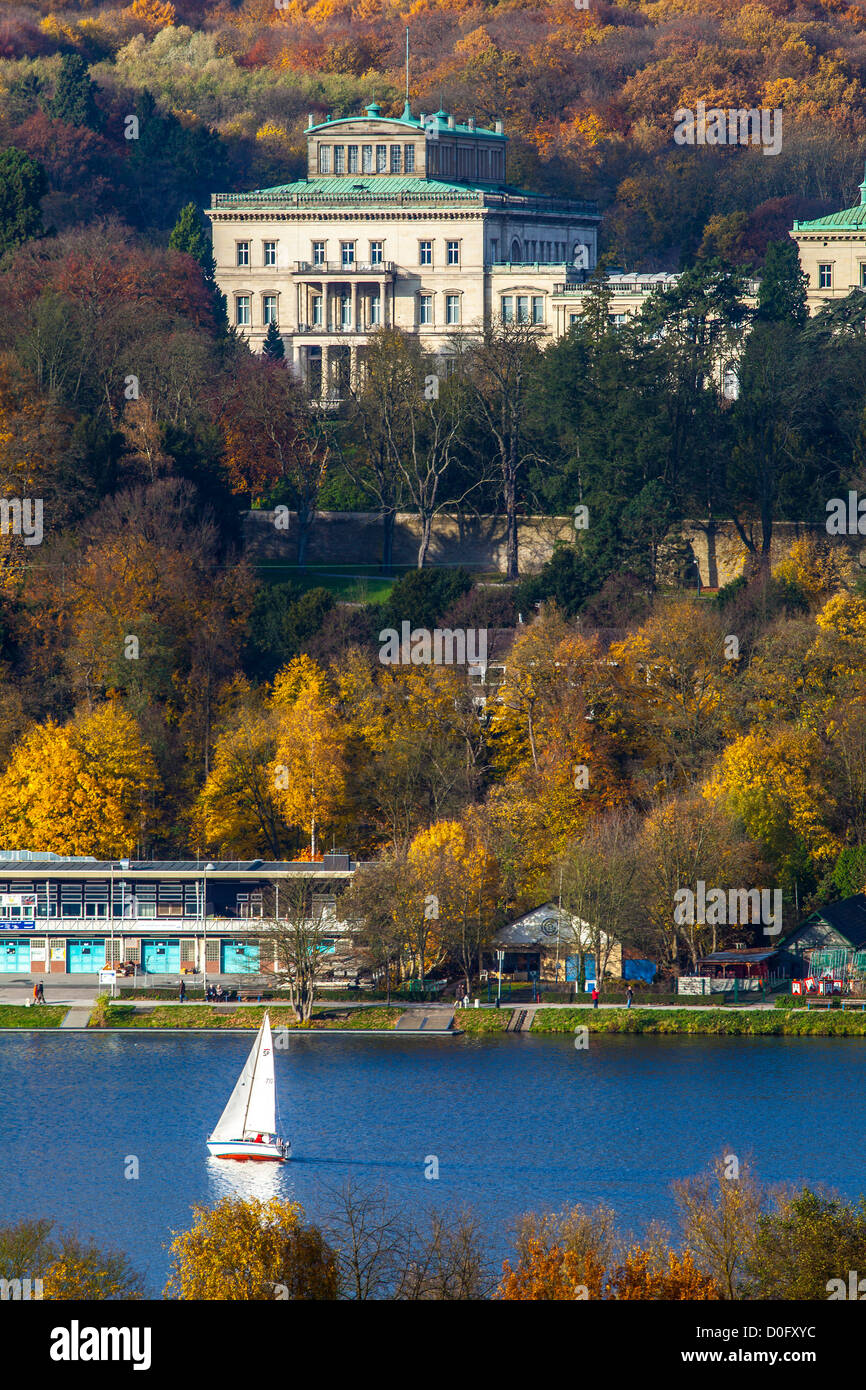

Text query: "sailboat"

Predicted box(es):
[206, 1013, 290, 1161]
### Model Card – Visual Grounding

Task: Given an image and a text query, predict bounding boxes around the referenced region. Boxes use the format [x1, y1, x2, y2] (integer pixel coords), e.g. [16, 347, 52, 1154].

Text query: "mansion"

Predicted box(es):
[206, 99, 866, 399]
[207, 102, 600, 395]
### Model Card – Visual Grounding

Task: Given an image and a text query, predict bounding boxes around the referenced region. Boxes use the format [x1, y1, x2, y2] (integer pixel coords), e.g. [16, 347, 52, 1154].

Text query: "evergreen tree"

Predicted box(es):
[43, 54, 102, 131]
[168, 200, 227, 334]
[0, 147, 47, 256]
[756, 240, 808, 327]
[262, 320, 285, 360]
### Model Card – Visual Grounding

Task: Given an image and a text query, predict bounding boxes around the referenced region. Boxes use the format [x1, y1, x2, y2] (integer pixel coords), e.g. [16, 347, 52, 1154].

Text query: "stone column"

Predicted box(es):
[352, 281, 359, 332]
[321, 345, 330, 401]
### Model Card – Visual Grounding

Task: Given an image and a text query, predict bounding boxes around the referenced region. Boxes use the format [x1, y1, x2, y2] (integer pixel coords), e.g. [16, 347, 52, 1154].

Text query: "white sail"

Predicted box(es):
[245, 1012, 276, 1136]
[210, 1014, 276, 1141]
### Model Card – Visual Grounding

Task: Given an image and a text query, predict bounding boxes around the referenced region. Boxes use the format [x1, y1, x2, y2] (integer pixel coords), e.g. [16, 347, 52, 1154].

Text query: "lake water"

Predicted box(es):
[2, 1030, 864, 1294]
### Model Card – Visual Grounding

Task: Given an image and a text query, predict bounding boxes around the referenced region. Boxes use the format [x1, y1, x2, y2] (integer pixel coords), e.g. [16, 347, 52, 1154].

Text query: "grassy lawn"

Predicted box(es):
[0, 1005, 65, 1028]
[531, 1007, 866, 1036]
[256, 563, 400, 604]
[88, 1004, 402, 1030]
[454, 1009, 512, 1034]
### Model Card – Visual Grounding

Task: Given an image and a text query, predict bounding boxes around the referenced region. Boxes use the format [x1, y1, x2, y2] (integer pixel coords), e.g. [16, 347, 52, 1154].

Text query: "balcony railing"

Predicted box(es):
[294, 260, 396, 275]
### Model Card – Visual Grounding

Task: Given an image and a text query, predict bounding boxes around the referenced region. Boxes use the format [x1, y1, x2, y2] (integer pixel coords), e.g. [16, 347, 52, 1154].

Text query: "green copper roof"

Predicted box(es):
[211, 177, 598, 216]
[794, 161, 866, 230]
[794, 205, 866, 231]
[308, 105, 505, 141]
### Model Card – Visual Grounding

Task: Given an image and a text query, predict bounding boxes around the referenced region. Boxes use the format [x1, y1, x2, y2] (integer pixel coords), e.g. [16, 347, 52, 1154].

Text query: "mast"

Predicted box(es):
[405, 27, 410, 103]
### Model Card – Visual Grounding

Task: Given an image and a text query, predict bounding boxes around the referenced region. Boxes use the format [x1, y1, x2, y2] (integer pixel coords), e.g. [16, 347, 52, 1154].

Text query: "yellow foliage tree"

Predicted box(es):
[270, 658, 349, 857]
[164, 1197, 339, 1300]
[703, 725, 838, 883]
[0, 704, 160, 856]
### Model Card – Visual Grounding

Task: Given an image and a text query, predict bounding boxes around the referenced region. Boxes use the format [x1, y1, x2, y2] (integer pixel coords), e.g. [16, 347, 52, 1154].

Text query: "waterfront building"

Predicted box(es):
[0, 851, 356, 979]
[791, 165, 866, 312]
[207, 101, 600, 396]
[780, 894, 866, 982]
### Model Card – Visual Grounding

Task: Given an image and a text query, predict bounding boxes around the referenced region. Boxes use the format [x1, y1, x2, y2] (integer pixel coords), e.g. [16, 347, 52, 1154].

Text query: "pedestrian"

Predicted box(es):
[591, 985, 599, 1009]
[179, 979, 186, 1003]
[36, 981, 44, 1004]
[626, 985, 634, 1010]
[32, 982, 39, 1005]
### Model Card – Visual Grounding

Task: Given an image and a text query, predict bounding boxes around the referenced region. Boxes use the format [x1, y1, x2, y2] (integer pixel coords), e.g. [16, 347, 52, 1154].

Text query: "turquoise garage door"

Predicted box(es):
[0, 938, 30, 972]
[142, 940, 180, 974]
[221, 940, 260, 974]
[67, 939, 105, 973]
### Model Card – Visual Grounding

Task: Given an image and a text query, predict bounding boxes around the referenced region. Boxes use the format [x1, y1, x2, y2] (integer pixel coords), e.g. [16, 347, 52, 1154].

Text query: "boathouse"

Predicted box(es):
[0, 850, 357, 978]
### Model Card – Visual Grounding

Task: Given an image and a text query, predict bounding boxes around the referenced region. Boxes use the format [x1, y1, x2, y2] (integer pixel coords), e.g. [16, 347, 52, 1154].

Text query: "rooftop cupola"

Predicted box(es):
[860, 159, 866, 206]
[401, 99, 412, 121]
[365, 101, 381, 117]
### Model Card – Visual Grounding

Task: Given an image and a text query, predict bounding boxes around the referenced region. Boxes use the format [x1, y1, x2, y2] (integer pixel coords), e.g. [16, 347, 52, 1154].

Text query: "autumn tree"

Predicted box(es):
[497, 1204, 615, 1300]
[165, 1197, 339, 1300]
[0, 1218, 143, 1300]
[271, 657, 350, 858]
[673, 1152, 767, 1301]
[0, 704, 160, 856]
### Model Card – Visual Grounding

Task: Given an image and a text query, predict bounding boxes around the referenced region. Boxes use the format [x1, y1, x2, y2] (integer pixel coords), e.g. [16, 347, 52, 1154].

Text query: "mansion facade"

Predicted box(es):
[207, 102, 600, 395]
[791, 165, 866, 312]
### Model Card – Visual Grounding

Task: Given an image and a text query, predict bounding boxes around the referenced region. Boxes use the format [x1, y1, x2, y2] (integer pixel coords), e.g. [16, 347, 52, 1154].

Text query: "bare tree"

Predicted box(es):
[457, 321, 544, 580]
[253, 876, 332, 1022]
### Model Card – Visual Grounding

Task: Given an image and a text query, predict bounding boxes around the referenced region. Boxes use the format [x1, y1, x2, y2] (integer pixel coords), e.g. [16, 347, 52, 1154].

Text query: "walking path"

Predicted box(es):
[394, 1007, 454, 1033]
[60, 1008, 92, 1029]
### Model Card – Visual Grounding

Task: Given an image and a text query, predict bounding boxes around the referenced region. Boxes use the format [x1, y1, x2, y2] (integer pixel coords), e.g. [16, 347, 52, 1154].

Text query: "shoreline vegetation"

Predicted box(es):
[4, 1002, 866, 1036]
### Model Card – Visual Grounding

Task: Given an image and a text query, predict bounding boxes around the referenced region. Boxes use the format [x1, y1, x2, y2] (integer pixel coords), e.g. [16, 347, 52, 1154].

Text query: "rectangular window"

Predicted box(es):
[861, 264, 866, 288]
[376, 144, 387, 173]
[419, 240, 432, 267]
[341, 242, 355, 268]
[404, 144, 415, 173]
[236, 241, 249, 267]
[569, 313, 580, 327]
[445, 294, 460, 325]
[501, 295, 513, 323]
[312, 295, 322, 326]
[318, 145, 330, 174]
[532, 295, 544, 325]
[390, 144, 401, 173]
[263, 295, 278, 325]
[491, 238, 498, 262]
[264, 240, 276, 267]
[362, 144, 373, 172]
[447, 241, 459, 266]
[818, 263, 833, 289]
[348, 144, 358, 173]
[313, 241, 326, 267]
[333, 145, 345, 174]
[370, 241, 383, 266]
[419, 293, 432, 326]
[236, 295, 251, 326]
[516, 295, 529, 323]
[370, 292, 381, 326]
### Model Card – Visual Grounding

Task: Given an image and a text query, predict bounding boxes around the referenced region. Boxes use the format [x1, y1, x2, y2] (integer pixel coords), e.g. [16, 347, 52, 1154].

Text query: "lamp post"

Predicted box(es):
[496, 949, 505, 1007]
[202, 863, 215, 994]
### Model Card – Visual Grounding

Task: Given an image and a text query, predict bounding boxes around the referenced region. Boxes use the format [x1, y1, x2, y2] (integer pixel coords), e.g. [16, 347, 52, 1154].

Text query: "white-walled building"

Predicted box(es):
[206, 101, 600, 396]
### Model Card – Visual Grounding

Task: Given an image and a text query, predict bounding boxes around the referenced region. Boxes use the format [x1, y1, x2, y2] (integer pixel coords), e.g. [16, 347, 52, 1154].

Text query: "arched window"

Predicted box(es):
[510, 238, 521, 263]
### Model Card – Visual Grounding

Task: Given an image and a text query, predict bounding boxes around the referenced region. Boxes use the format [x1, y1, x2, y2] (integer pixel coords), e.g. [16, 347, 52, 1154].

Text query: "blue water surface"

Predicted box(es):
[1, 1031, 863, 1293]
